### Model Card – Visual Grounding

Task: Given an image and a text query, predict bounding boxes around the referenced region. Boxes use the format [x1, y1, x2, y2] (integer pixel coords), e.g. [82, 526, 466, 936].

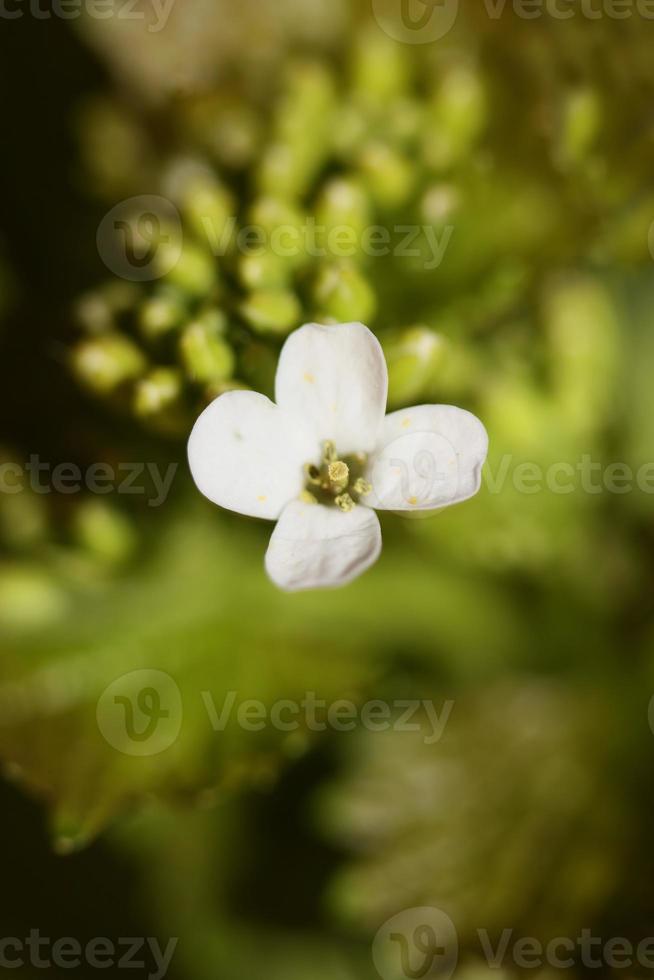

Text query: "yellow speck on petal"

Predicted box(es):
[303, 372, 315, 383]
[401, 417, 412, 428]
[257, 495, 267, 502]
[407, 496, 418, 506]
[330, 402, 337, 413]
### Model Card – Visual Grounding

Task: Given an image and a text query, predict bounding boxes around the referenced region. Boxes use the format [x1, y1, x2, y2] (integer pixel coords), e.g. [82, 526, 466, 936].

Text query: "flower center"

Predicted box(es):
[302, 441, 372, 511]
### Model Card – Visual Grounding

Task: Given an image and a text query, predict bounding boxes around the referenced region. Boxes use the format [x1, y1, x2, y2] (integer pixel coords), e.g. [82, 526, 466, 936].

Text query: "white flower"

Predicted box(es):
[188, 322, 488, 592]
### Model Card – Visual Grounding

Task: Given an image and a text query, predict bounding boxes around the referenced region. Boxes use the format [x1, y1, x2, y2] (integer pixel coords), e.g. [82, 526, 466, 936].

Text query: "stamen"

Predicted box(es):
[303, 442, 368, 511]
[335, 493, 355, 512]
[353, 478, 372, 496]
[322, 440, 337, 463]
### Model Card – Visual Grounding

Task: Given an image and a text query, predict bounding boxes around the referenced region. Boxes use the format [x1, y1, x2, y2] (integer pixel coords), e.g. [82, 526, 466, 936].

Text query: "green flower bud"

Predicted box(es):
[240, 288, 302, 336]
[249, 196, 305, 235]
[71, 333, 146, 394]
[423, 65, 487, 172]
[162, 158, 236, 252]
[256, 142, 310, 201]
[351, 28, 411, 104]
[184, 179, 234, 249]
[238, 251, 293, 290]
[258, 62, 336, 199]
[314, 177, 372, 258]
[358, 142, 415, 210]
[384, 326, 444, 406]
[138, 288, 186, 340]
[158, 238, 218, 298]
[179, 311, 234, 383]
[247, 196, 308, 269]
[75, 281, 139, 334]
[134, 366, 183, 419]
[72, 499, 137, 567]
[278, 61, 337, 142]
[555, 87, 602, 170]
[313, 263, 377, 324]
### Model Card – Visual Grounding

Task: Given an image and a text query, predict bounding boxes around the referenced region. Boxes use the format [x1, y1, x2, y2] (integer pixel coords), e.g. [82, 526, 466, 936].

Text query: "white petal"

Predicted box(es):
[366, 405, 489, 512]
[275, 322, 388, 455]
[187, 390, 314, 520]
[265, 501, 382, 592]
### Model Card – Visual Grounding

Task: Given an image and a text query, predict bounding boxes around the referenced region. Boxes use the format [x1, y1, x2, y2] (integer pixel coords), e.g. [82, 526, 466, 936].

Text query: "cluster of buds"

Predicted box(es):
[70, 30, 496, 433]
[70, 21, 644, 448]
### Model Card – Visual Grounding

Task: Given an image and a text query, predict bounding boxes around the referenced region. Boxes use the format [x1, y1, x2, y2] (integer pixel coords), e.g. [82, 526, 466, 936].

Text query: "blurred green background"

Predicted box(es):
[2, 2, 654, 977]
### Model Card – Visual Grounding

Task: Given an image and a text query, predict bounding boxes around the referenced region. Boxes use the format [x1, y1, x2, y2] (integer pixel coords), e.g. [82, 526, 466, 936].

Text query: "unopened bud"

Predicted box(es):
[134, 366, 183, 418]
[71, 333, 146, 394]
[138, 288, 186, 340]
[240, 289, 302, 336]
[179, 311, 234, 383]
[358, 142, 414, 210]
[239, 252, 293, 290]
[423, 65, 487, 171]
[384, 326, 444, 406]
[159, 239, 218, 297]
[351, 28, 411, 103]
[313, 263, 377, 323]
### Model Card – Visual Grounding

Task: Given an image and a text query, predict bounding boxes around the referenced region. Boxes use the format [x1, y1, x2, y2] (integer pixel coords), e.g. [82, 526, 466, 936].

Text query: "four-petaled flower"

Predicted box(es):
[188, 322, 488, 591]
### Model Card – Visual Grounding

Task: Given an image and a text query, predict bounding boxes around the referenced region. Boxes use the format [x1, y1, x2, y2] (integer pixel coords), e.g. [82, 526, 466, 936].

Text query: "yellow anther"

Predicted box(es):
[353, 478, 372, 496]
[335, 493, 355, 512]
